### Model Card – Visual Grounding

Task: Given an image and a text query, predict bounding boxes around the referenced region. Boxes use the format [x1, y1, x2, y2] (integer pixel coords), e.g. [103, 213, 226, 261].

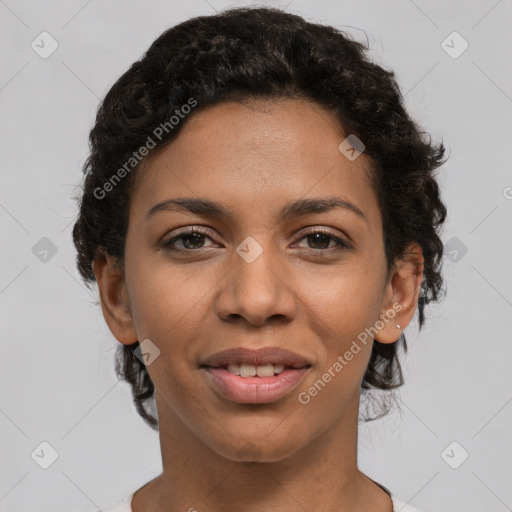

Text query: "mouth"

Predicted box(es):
[202, 366, 310, 404]
[200, 347, 312, 404]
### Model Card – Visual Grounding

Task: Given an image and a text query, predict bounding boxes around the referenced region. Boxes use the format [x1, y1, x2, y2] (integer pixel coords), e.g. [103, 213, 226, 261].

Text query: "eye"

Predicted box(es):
[294, 228, 350, 251]
[162, 227, 217, 251]
[161, 226, 351, 253]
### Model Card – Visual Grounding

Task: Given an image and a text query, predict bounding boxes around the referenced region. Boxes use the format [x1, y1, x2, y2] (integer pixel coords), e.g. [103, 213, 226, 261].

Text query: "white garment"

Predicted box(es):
[99, 491, 422, 511]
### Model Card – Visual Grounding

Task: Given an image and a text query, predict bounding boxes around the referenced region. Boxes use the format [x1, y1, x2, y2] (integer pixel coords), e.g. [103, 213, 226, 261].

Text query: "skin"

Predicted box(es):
[93, 98, 423, 512]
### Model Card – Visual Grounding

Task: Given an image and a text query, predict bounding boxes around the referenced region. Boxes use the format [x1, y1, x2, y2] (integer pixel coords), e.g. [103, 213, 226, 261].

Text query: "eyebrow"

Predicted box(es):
[145, 196, 367, 224]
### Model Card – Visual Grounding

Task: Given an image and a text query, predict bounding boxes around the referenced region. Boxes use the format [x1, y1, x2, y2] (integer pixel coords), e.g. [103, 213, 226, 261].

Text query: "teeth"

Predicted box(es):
[239, 364, 257, 377]
[225, 363, 288, 377]
[256, 364, 274, 377]
[227, 364, 240, 376]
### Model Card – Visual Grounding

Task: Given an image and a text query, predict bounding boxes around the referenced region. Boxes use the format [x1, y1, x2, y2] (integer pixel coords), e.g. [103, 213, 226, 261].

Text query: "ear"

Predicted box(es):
[373, 243, 424, 344]
[92, 248, 138, 345]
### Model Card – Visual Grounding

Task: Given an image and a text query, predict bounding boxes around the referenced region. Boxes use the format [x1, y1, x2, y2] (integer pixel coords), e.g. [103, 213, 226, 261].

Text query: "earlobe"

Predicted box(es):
[374, 243, 424, 344]
[92, 248, 138, 345]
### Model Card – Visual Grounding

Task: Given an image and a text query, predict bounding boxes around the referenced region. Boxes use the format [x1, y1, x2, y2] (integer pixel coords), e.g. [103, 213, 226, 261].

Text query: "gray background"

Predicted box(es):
[1, 1, 511, 511]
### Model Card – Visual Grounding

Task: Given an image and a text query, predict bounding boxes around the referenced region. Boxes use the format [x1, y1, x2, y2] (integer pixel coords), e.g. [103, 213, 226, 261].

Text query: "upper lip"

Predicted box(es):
[201, 347, 312, 368]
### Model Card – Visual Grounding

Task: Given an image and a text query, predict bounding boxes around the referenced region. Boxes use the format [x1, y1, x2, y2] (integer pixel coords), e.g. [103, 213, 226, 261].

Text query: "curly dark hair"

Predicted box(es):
[72, 6, 447, 430]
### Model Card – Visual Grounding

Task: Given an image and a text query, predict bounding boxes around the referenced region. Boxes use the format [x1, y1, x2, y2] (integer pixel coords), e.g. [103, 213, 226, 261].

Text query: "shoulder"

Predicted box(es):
[372, 477, 423, 512]
[98, 493, 134, 512]
[98, 490, 421, 512]
[391, 494, 423, 512]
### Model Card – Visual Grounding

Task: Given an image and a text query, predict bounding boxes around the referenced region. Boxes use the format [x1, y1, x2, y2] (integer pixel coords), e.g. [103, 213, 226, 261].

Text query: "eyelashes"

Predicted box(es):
[297, 229, 350, 250]
[161, 226, 352, 254]
[163, 226, 217, 251]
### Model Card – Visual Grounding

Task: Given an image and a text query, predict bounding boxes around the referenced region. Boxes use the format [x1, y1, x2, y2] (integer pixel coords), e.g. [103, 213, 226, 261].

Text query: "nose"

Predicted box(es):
[215, 239, 297, 327]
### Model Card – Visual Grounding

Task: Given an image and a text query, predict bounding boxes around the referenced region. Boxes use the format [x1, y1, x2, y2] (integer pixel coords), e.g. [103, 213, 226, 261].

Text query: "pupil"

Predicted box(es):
[309, 233, 330, 249]
[184, 232, 204, 249]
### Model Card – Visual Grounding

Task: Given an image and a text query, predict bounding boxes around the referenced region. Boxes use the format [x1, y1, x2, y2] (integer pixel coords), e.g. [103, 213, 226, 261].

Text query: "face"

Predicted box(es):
[96, 98, 419, 463]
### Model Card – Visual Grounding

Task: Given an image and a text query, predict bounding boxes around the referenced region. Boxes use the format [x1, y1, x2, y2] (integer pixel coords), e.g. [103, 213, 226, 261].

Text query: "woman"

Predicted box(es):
[72, 6, 447, 511]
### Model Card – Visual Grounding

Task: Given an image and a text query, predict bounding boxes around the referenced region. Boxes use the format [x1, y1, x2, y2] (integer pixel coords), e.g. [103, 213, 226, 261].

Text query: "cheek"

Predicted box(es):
[297, 262, 384, 339]
[126, 253, 209, 339]
[295, 265, 383, 394]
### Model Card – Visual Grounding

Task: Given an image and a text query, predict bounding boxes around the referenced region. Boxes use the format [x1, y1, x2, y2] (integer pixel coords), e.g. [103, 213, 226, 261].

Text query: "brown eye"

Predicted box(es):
[163, 228, 216, 251]
[295, 229, 350, 251]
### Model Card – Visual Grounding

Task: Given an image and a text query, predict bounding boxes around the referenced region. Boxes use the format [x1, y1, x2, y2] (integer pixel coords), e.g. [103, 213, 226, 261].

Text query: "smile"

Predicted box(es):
[203, 366, 309, 404]
[200, 347, 312, 404]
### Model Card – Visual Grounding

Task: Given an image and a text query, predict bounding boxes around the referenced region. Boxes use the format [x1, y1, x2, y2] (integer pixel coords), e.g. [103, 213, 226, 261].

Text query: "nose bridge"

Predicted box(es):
[216, 235, 296, 325]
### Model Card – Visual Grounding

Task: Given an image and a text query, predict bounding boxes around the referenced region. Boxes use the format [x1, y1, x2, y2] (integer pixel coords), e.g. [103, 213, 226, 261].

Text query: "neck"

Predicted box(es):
[131, 391, 392, 512]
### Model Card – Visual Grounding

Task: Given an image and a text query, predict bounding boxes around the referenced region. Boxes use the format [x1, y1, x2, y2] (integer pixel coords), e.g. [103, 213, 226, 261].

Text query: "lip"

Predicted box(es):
[200, 347, 311, 404]
[204, 367, 309, 404]
[200, 347, 311, 368]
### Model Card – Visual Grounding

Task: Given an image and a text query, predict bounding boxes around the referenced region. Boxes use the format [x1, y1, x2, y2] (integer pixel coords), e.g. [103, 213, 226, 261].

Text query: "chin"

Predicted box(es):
[205, 421, 309, 464]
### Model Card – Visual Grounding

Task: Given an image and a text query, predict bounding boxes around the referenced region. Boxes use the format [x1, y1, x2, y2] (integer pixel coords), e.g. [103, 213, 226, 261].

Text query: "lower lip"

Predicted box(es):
[203, 367, 309, 404]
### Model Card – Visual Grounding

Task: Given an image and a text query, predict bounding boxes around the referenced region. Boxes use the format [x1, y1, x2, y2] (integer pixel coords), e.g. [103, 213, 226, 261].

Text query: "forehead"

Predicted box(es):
[130, 98, 381, 231]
